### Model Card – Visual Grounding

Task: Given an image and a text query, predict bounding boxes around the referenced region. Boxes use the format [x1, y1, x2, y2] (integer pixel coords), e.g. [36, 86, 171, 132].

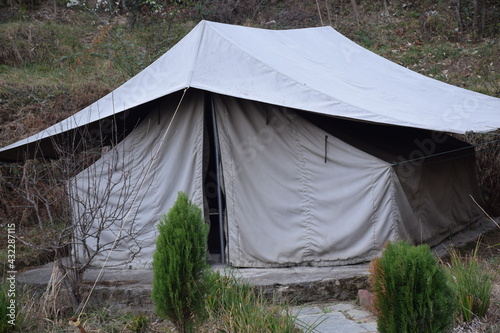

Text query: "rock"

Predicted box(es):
[357, 289, 375, 314]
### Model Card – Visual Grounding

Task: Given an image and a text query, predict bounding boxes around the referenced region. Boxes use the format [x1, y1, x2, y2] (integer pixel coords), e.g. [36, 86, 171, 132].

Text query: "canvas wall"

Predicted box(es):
[215, 95, 403, 267]
[71, 91, 205, 268]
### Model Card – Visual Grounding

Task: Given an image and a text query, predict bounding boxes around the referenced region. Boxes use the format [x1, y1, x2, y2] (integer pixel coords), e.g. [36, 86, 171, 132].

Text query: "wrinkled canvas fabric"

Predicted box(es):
[215, 95, 399, 267]
[71, 91, 205, 269]
[215, 95, 483, 267]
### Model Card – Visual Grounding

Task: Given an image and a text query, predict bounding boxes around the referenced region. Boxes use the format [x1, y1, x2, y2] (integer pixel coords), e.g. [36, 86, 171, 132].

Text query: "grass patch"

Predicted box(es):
[353, 30, 374, 48]
[206, 271, 316, 332]
[0, 20, 88, 67]
[445, 243, 496, 323]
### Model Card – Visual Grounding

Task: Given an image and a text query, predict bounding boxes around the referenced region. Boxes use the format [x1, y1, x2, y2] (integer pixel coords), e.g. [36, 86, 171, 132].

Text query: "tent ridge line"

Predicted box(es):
[204, 22, 364, 118]
[186, 21, 209, 87]
[200, 28, 438, 132]
[206, 23, 499, 133]
[203, 23, 442, 132]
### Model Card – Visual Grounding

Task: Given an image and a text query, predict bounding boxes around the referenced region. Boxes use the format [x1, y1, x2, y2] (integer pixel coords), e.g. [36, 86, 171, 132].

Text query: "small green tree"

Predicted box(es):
[370, 241, 455, 333]
[151, 191, 210, 333]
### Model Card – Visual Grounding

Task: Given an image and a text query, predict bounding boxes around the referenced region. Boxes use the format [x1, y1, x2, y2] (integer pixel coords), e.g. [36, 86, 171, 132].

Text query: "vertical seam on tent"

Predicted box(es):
[192, 92, 205, 208]
[121, 111, 150, 245]
[215, 96, 239, 264]
[294, 115, 314, 259]
[368, 160, 379, 253]
[150, 112, 164, 228]
[388, 168, 401, 241]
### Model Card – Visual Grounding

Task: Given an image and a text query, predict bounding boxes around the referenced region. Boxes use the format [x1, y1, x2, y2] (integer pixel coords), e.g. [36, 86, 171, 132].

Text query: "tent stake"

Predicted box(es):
[209, 93, 226, 265]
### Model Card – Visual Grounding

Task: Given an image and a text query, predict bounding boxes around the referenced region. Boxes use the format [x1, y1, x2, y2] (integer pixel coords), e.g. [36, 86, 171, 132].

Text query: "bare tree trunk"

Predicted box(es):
[350, 0, 362, 26]
[480, 0, 486, 34]
[382, 0, 390, 16]
[472, 0, 479, 32]
[57, 259, 82, 313]
[325, 0, 333, 26]
[315, 0, 324, 26]
[453, 0, 463, 31]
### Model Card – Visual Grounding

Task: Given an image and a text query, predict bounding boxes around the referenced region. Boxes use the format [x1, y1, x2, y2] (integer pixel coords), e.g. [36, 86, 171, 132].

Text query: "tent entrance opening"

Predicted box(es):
[204, 93, 226, 264]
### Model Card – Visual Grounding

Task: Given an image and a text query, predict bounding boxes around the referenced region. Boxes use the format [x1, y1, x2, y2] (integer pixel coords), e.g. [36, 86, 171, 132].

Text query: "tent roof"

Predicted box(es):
[1, 20, 499, 161]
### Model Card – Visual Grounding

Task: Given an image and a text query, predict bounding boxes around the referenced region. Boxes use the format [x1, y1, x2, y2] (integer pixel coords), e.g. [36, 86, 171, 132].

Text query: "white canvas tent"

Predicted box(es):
[1, 21, 499, 268]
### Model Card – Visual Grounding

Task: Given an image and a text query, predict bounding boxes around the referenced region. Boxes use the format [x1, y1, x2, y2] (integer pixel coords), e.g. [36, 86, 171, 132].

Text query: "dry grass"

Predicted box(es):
[0, 81, 111, 147]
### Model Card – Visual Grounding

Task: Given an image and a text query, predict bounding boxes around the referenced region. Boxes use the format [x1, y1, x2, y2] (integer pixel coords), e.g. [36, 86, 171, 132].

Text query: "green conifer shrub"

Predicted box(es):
[370, 241, 455, 333]
[151, 191, 210, 333]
